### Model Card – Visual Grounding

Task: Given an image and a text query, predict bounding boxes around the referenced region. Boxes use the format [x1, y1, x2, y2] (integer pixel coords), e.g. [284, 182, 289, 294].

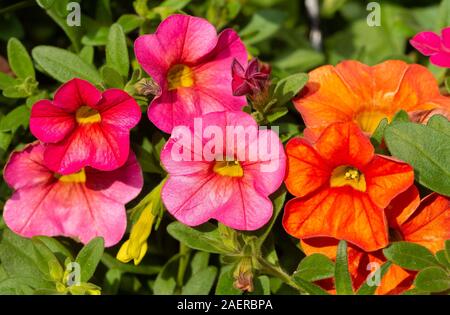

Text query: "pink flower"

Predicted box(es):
[160, 111, 286, 230]
[30, 78, 141, 175]
[410, 27, 450, 68]
[135, 14, 248, 133]
[3, 142, 143, 247]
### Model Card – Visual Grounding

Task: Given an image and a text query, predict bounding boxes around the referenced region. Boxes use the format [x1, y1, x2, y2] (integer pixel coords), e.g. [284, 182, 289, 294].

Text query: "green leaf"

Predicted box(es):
[239, 9, 286, 45]
[189, 252, 210, 275]
[7, 38, 35, 79]
[384, 121, 450, 196]
[383, 242, 440, 271]
[0, 131, 13, 157]
[370, 118, 388, 151]
[32, 46, 101, 84]
[391, 110, 410, 123]
[32, 236, 73, 262]
[167, 222, 233, 254]
[294, 254, 335, 282]
[356, 261, 392, 295]
[255, 188, 286, 247]
[446, 240, 450, 263]
[0, 229, 54, 289]
[153, 254, 180, 295]
[215, 265, 242, 295]
[79, 46, 94, 65]
[0, 73, 15, 90]
[117, 14, 144, 33]
[75, 237, 104, 282]
[291, 275, 330, 295]
[250, 275, 271, 295]
[182, 266, 217, 295]
[414, 266, 450, 293]
[101, 252, 161, 275]
[31, 238, 63, 281]
[428, 114, 450, 137]
[106, 24, 129, 78]
[273, 73, 308, 106]
[101, 66, 125, 88]
[335, 240, 354, 295]
[0, 105, 30, 132]
[435, 250, 450, 269]
[103, 269, 122, 295]
[273, 49, 325, 73]
[445, 77, 450, 94]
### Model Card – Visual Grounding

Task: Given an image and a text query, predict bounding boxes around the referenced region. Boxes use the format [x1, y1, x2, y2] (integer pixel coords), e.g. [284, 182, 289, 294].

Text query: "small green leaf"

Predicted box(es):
[239, 9, 287, 45]
[273, 73, 308, 106]
[75, 237, 104, 282]
[384, 121, 450, 196]
[250, 275, 271, 295]
[167, 222, 233, 254]
[435, 250, 450, 269]
[31, 238, 63, 280]
[116, 14, 144, 33]
[79, 46, 94, 65]
[292, 275, 330, 295]
[383, 242, 440, 271]
[32, 46, 101, 84]
[101, 66, 125, 88]
[370, 118, 388, 151]
[446, 240, 450, 263]
[335, 240, 354, 295]
[106, 24, 129, 78]
[391, 110, 410, 123]
[0, 72, 15, 90]
[445, 77, 450, 94]
[153, 254, 180, 295]
[0, 105, 30, 132]
[7, 38, 35, 79]
[182, 266, 217, 295]
[414, 266, 450, 293]
[294, 253, 335, 282]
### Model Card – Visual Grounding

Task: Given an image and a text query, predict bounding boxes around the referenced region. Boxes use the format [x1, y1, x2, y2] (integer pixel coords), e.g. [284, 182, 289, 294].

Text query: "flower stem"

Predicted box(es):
[257, 257, 302, 293]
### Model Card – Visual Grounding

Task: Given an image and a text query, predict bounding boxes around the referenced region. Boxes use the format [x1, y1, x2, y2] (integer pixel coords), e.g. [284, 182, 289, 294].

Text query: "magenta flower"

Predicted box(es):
[410, 27, 450, 68]
[30, 78, 141, 175]
[160, 111, 286, 230]
[135, 14, 248, 133]
[232, 58, 270, 96]
[3, 142, 143, 247]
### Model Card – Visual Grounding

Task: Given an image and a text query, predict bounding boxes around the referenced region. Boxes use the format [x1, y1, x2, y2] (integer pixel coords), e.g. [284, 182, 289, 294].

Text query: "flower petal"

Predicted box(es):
[283, 187, 388, 252]
[364, 155, 414, 209]
[410, 31, 442, 56]
[315, 122, 374, 169]
[430, 51, 450, 68]
[385, 185, 420, 229]
[53, 78, 101, 112]
[284, 137, 329, 197]
[30, 100, 75, 143]
[400, 194, 450, 253]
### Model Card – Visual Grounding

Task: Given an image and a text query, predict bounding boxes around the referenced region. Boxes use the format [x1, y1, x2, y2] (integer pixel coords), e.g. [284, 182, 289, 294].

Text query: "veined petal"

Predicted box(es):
[283, 187, 388, 252]
[400, 194, 450, 253]
[284, 137, 329, 197]
[410, 31, 442, 56]
[315, 122, 374, 169]
[385, 185, 420, 229]
[30, 100, 75, 143]
[53, 78, 101, 112]
[364, 155, 414, 209]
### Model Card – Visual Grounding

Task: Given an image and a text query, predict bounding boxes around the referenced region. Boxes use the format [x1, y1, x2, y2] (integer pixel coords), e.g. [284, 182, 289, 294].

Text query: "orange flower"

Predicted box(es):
[283, 122, 414, 252]
[301, 188, 450, 295]
[293, 60, 450, 140]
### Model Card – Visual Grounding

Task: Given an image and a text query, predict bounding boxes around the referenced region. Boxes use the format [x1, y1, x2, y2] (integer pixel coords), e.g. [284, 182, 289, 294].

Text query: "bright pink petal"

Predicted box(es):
[410, 31, 442, 56]
[134, 14, 218, 86]
[430, 52, 450, 68]
[193, 29, 247, 111]
[53, 78, 101, 112]
[95, 88, 141, 129]
[3, 145, 143, 247]
[213, 177, 273, 230]
[440, 27, 450, 50]
[242, 129, 286, 196]
[162, 173, 233, 226]
[44, 123, 130, 174]
[30, 100, 75, 143]
[3, 143, 54, 190]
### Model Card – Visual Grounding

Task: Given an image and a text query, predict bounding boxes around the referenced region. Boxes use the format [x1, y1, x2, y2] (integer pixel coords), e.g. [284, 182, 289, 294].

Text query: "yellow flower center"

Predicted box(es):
[330, 165, 366, 192]
[213, 160, 244, 178]
[75, 106, 101, 124]
[167, 64, 194, 90]
[56, 169, 87, 183]
[355, 111, 390, 134]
